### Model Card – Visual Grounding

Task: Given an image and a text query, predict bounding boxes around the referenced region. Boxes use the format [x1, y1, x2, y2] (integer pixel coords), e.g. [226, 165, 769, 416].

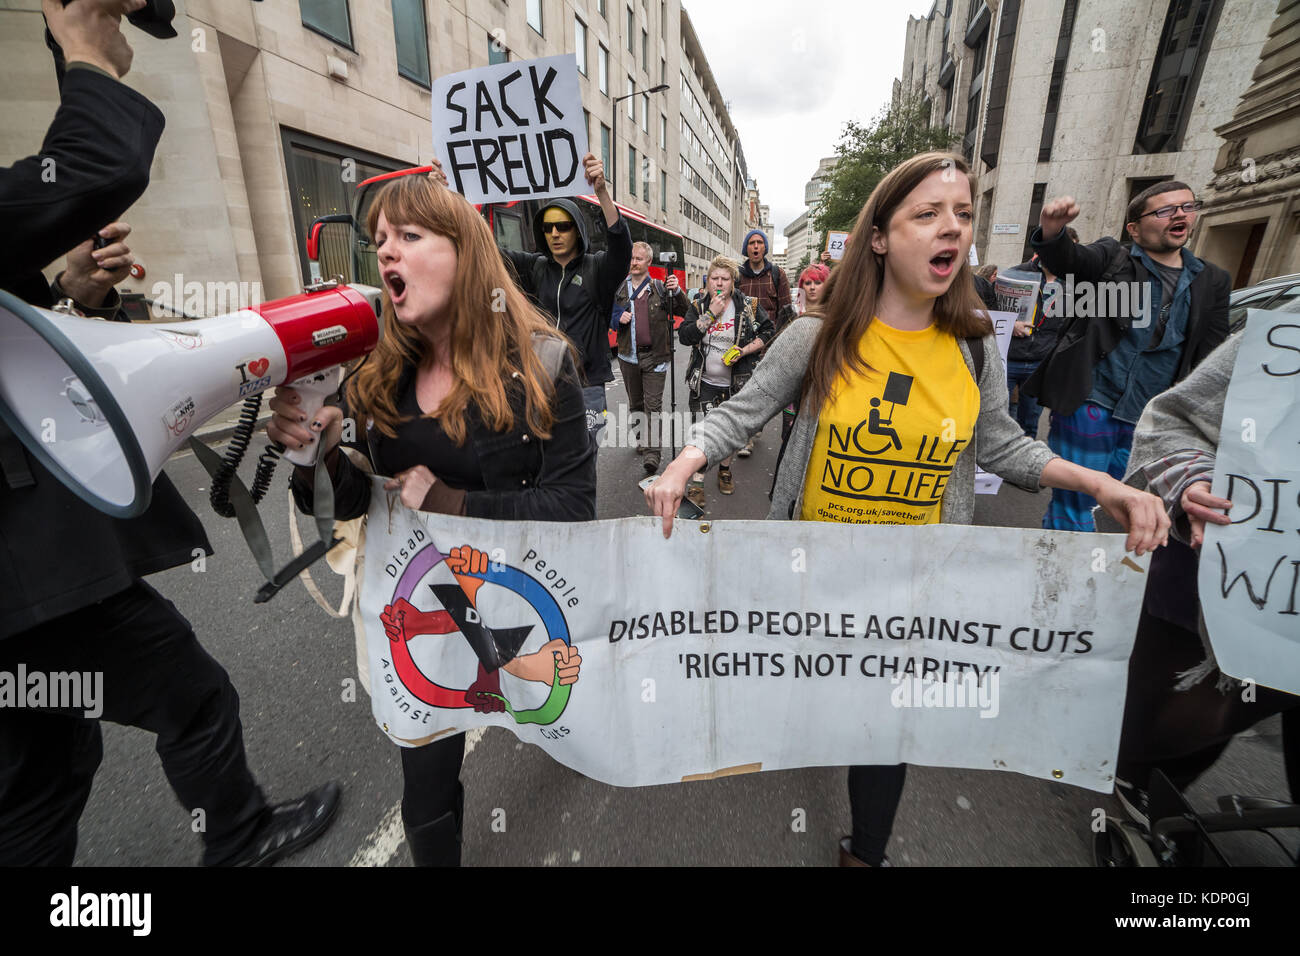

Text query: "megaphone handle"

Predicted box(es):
[282, 369, 342, 467]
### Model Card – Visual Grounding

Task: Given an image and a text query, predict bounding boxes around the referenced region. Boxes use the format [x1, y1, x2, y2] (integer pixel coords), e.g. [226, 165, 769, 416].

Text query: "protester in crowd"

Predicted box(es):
[677, 255, 774, 508]
[0, 0, 342, 868]
[426, 154, 630, 450]
[1023, 184, 1230, 531]
[1004, 229, 1077, 437]
[735, 229, 795, 458]
[647, 151, 1170, 866]
[782, 262, 831, 441]
[975, 264, 998, 282]
[611, 241, 691, 475]
[1120, 333, 1298, 823]
[270, 174, 595, 866]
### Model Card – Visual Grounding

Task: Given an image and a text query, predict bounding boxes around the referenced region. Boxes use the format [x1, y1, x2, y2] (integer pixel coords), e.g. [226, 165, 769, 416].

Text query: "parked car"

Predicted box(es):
[1229, 273, 1300, 332]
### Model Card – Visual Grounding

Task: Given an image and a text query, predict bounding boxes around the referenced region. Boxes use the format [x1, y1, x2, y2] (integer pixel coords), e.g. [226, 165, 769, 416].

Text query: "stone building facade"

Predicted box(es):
[0, 0, 748, 307]
[899, 0, 1276, 278]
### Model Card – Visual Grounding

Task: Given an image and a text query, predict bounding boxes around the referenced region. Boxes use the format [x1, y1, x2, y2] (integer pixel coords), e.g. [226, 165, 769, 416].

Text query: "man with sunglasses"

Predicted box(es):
[1023, 181, 1230, 532]
[501, 154, 632, 450]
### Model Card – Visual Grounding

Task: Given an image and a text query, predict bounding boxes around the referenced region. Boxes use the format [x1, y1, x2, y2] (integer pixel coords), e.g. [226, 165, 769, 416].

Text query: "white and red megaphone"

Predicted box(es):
[0, 280, 382, 518]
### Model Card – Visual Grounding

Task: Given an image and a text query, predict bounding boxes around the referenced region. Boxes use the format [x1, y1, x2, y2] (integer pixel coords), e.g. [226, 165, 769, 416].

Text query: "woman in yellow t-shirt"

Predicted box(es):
[646, 151, 1171, 866]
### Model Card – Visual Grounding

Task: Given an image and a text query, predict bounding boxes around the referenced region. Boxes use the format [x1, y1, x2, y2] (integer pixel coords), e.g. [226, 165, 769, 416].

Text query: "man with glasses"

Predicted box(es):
[1023, 181, 1230, 531]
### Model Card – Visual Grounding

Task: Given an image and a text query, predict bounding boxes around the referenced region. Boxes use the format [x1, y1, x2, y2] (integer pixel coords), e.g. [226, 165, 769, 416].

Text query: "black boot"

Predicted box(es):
[404, 784, 463, 867]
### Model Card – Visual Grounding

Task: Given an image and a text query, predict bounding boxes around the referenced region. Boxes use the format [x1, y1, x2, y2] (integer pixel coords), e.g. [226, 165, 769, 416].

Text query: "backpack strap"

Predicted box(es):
[965, 335, 985, 384]
[530, 333, 567, 382]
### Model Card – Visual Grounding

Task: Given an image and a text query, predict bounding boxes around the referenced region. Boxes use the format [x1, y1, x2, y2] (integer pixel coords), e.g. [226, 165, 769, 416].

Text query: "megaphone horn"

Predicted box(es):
[0, 282, 382, 519]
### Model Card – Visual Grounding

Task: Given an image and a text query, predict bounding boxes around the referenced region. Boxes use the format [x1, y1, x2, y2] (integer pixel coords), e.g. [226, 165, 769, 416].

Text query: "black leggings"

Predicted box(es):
[399, 733, 466, 826]
[848, 763, 907, 865]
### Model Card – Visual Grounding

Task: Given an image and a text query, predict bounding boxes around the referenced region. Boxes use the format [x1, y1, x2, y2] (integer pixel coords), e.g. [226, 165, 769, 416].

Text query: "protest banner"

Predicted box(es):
[825, 231, 850, 261]
[974, 310, 1017, 495]
[431, 54, 589, 205]
[994, 269, 1040, 326]
[358, 487, 1148, 792]
[1199, 310, 1300, 695]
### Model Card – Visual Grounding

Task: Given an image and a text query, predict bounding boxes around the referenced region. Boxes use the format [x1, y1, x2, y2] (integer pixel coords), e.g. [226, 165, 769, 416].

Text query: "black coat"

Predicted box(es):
[1004, 258, 1066, 365]
[504, 199, 632, 388]
[1022, 227, 1230, 415]
[0, 65, 212, 640]
[291, 352, 596, 524]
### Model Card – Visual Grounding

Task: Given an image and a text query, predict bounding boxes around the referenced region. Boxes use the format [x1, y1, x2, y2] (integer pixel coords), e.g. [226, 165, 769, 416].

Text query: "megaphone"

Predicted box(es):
[0, 281, 382, 519]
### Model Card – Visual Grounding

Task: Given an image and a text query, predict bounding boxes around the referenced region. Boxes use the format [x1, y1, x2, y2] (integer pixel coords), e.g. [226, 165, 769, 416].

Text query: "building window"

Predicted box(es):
[1022, 182, 1047, 262]
[640, 93, 649, 132]
[600, 124, 611, 178]
[488, 31, 508, 64]
[979, 0, 1018, 170]
[963, 30, 988, 164]
[627, 76, 635, 119]
[660, 0, 666, 31]
[1039, 0, 1076, 161]
[527, 0, 543, 36]
[301, 0, 353, 48]
[574, 17, 587, 74]
[642, 158, 649, 203]
[660, 112, 667, 149]
[598, 44, 609, 94]
[598, 0, 607, 17]
[641, 28, 648, 70]
[628, 145, 637, 195]
[282, 129, 402, 284]
[1134, 0, 1223, 154]
[660, 169, 667, 212]
[660, 56, 667, 86]
[626, 6, 635, 54]
[392, 0, 430, 87]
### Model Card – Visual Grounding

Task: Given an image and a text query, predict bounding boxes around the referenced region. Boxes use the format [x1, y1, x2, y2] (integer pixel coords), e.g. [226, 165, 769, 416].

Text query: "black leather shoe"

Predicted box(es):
[226, 781, 341, 866]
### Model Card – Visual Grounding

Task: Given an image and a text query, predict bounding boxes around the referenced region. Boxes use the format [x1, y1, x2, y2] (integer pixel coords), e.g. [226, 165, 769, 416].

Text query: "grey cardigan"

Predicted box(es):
[686, 316, 1058, 523]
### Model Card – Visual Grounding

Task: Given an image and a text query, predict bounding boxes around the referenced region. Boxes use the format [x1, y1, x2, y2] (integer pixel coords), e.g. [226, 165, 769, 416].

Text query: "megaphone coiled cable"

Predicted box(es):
[208, 394, 280, 518]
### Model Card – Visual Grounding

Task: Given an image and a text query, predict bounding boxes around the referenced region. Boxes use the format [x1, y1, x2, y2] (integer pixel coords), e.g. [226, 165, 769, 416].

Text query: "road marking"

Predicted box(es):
[349, 727, 485, 867]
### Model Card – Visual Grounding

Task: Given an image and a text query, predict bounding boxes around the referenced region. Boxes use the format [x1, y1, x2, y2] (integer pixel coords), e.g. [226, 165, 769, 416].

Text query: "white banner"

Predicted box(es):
[431, 54, 589, 205]
[358, 481, 1148, 792]
[1200, 310, 1300, 694]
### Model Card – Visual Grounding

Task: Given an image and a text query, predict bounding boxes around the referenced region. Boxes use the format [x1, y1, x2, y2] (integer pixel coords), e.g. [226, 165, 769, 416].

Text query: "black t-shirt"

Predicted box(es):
[377, 378, 486, 493]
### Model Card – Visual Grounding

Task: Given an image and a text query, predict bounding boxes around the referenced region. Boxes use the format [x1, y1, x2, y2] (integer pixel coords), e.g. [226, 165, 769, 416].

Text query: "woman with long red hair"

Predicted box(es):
[647, 151, 1170, 865]
[267, 173, 596, 866]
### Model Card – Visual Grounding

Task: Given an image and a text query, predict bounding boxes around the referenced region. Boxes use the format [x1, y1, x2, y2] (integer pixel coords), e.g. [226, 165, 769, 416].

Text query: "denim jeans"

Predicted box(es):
[1005, 359, 1044, 438]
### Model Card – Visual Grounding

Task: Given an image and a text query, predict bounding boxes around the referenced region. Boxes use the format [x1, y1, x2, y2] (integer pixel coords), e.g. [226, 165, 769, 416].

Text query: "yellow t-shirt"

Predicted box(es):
[800, 321, 980, 525]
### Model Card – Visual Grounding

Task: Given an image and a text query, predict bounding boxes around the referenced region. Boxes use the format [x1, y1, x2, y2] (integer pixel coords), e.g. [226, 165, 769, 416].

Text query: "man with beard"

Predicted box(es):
[1023, 183, 1230, 532]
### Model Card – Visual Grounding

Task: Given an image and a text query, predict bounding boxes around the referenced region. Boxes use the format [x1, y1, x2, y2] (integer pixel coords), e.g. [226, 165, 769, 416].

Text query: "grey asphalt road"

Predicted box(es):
[72, 340, 1294, 867]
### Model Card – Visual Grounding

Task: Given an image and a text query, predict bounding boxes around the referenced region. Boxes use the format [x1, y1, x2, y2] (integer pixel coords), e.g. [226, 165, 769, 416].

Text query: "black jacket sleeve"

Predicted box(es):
[0, 65, 165, 288]
[463, 354, 596, 522]
[1029, 227, 1117, 285]
[503, 249, 542, 296]
[752, 304, 776, 345]
[595, 214, 633, 311]
[679, 306, 706, 346]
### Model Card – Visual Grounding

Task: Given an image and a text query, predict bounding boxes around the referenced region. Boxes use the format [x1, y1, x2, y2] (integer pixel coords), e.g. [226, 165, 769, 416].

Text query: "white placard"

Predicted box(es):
[825, 231, 850, 261]
[357, 496, 1147, 792]
[975, 310, 1017, 496]
[1199, 310, 1300, 694]
[432, 54, 589, 205]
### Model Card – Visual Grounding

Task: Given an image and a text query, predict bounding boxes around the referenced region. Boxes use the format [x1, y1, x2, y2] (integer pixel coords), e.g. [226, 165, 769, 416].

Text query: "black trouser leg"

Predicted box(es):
[400, 733, 467, 866]
[0, 580, 268, 865]
[847, 763, 907, 865]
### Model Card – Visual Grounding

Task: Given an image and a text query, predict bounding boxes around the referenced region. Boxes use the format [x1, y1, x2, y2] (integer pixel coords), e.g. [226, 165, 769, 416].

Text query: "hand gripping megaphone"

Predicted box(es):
[0, 280, 382, 520]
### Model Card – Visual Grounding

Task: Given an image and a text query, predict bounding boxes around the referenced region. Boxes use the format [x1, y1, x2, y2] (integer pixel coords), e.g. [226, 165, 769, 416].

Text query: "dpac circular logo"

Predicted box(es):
[379, 544, 580, 738]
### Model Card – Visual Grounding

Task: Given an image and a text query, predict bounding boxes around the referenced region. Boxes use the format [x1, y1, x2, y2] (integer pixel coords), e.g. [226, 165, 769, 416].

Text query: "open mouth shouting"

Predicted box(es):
[929, 247, 958, 279]
[1166, 221, 1189, 242]
[383, 269, 408, 306]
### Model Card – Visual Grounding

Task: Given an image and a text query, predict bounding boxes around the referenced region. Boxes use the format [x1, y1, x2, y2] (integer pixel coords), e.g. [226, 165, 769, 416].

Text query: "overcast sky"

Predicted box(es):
[683, 0, 938, 254]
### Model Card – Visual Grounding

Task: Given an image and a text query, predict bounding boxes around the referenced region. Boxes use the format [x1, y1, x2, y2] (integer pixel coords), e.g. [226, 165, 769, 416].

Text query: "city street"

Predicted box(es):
[73, 341, 1294, 867]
